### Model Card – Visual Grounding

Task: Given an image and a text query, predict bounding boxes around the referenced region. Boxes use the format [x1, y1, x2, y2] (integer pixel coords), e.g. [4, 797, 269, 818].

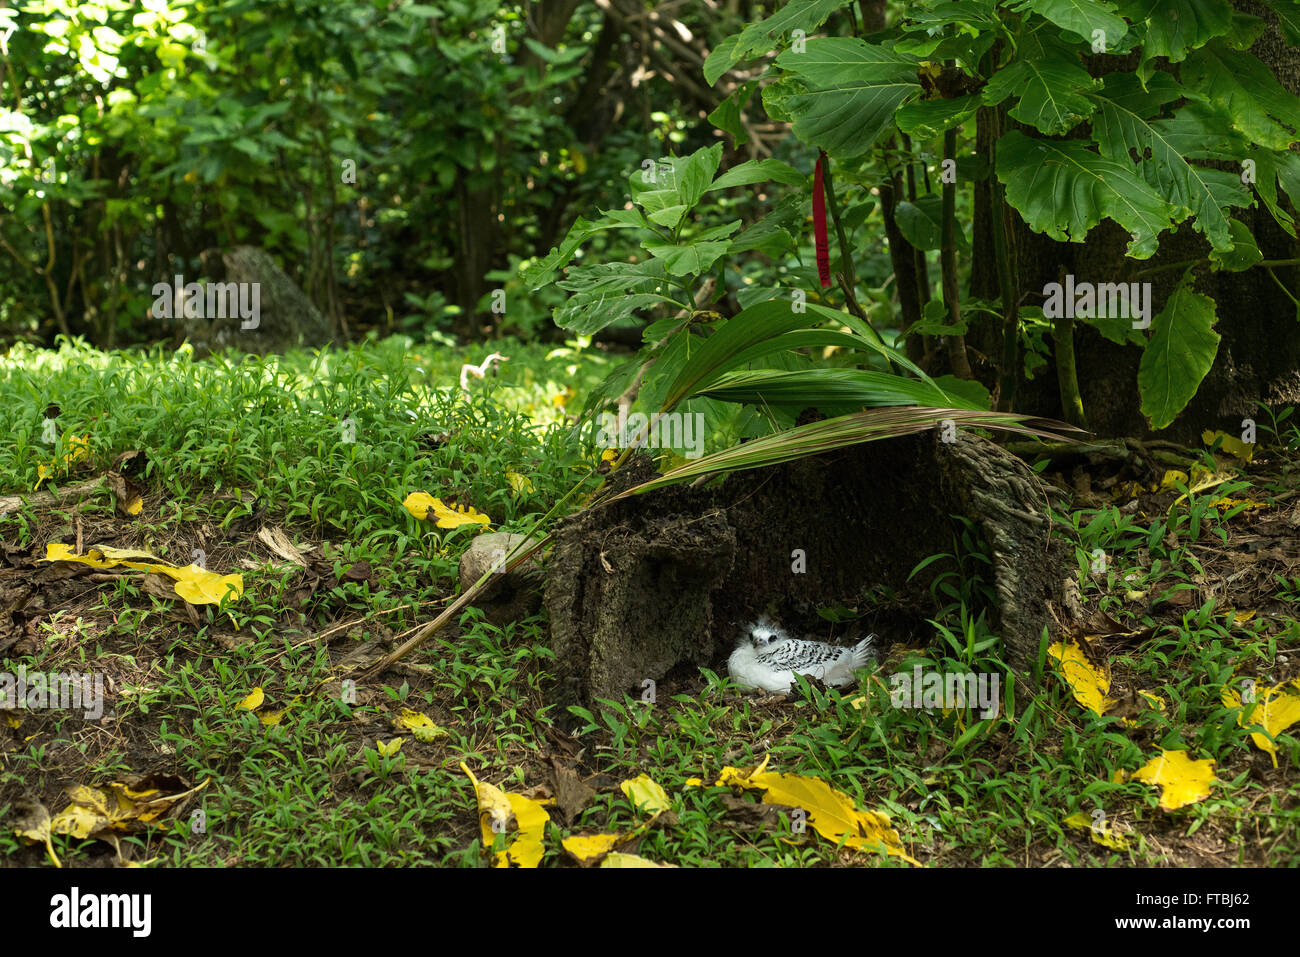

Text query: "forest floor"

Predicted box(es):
[0, 338, 1297, 867]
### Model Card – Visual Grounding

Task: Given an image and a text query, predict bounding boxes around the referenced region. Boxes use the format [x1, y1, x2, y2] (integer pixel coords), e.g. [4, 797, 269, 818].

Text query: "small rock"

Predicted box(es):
[459, 532, 546, 626]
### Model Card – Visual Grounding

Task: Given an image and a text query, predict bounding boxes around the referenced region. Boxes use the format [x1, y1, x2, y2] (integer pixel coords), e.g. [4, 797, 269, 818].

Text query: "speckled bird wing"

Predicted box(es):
[757, 639, 843, 669]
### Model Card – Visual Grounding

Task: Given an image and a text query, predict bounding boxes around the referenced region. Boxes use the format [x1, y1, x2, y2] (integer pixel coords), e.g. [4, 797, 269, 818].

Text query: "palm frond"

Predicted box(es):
[602, 406, 1086, 501]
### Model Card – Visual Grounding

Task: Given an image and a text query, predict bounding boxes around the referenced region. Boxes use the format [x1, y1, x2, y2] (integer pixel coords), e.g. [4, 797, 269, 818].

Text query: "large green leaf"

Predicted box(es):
[708, 81, 759, 149]
[1007, 0, 1129, 44]
[1180, 43, 1300, 151]
[932, 374, 993, 410]
[766, 38, 921, 159]
[803, 302, 922, 373]
[1137, 271, 1220, 430]
[630, 144, 724, 230]
[895, 93, 981, 139]
[1119, 0, 1233, 63]
[903, 0, 1001, 32]
[707, 159, 806, 191]
[1091, 76, 1250, 251]
[523, 211, 648, 289]
[644, 234, 736, 276]
[895, 194, 970, 252]
[703, 0, 846, 85]
[657, 298, 928, 412]
[729, 194, 806, 254]
[997, 130, 1175, 258]
[1248, 147, 1300, 237]
[554, 260, 684, 335]
[656, 299, 828, 412]
[982, 53, 1100, 135]
[1208, 218, 1262, 272]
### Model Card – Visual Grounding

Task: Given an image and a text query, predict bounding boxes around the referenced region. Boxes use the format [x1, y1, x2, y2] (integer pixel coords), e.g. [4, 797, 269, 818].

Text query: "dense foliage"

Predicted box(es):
[0, 0, 721, 344]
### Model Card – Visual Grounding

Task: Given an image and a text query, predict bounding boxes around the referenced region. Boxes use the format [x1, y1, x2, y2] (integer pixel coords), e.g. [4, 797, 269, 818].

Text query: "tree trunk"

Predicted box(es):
[452, 173, 496, 340]
[546, 434, 1068, 709]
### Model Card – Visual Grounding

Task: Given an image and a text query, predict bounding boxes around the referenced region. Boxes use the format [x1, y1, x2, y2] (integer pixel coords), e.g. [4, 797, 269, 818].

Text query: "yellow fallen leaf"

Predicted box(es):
[1131, 750, 1216, 810]
[393, 708, 449, 742]
[600, 852, 675, 868]
[429, 498, 491, 529]
[620, 774, 670, 816]
[170, 566, 243, 605]
[236, 687, 264, 711]
[12, 801, 61, 867]
[403, 492, 436, 520]
[376, 738, 403, 757]
[1138, 690, 1167, 712]
[50, 778, 208, 839]
[760, 774, 916, 864]
[714, 753, 771, 788]
[1202, 429, 1254, 462]
[1158, 469, 1188, 492]
[684, 777, 704, 787]
[460, 763, 549, 868]
[403, 493, 491, 528]
[1062, 811, 1131, 850]
[1048, 642, 1114, 716]
[713, 760, 917, 865]
[460, 763, 514, 843]
[50, 801, 111, 840]
[43, 543, 107, 567]
[1222, 678, 1300, 768]
[1094, 826, 1131, 852]
[1171, 467, 1235, 505]
[92, 545, 160, 562]
[500, 791, 550, 868]
[1113, 480, 1152, 500]
[1205, 497, 1268, 511]
[50, 784, 134, 837]
[259, 709, 287, 727]
[115, 778, 208, 823]
[506, 471, 535, 494]
[562, 831, 627, 865]
[41, 544, 242, 605]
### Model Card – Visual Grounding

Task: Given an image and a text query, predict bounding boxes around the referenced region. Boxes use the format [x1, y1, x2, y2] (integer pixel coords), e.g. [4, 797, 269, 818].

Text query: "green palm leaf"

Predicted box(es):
[697, 368, 985, 410]
[602, 407, 1086, 502]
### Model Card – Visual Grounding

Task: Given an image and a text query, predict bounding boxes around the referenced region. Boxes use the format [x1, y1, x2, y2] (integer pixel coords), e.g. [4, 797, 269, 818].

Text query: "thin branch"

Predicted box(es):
[818, 151, 868, 324]
[1265, 265, 1300, 309]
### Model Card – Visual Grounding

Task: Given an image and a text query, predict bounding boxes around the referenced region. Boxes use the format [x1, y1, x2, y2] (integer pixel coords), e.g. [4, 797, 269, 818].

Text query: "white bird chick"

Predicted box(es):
[459, 353, 509, 391]
[727, 616, 875, 694]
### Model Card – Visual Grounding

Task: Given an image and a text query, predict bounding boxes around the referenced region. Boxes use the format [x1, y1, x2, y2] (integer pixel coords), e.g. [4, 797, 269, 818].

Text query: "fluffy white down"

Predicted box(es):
[727, 641, 797, 694]
[727, 633, 874, 694]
